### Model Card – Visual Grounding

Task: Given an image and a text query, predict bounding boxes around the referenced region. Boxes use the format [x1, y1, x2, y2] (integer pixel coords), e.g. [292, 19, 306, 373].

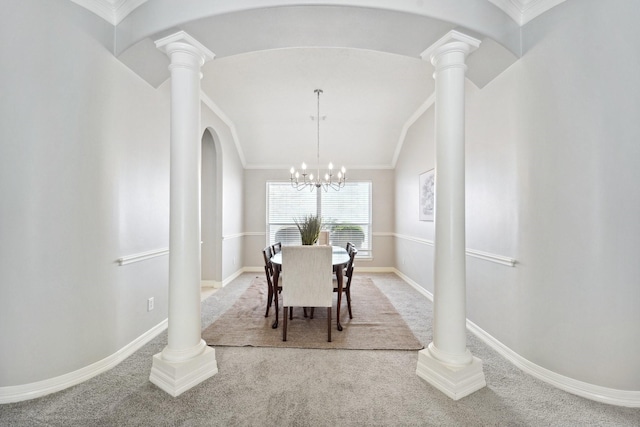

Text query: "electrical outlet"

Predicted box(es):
[147, 297, 154, 312]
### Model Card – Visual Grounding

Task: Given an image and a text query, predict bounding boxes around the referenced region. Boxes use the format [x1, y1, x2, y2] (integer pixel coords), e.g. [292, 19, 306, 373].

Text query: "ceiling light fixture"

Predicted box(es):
[290, 89, 346, 192]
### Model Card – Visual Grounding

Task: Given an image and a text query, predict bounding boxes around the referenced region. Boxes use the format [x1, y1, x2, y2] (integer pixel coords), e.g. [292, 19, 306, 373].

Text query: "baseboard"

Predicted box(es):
[223, 268, 254, 286]
[393, 268, 434, 302]
[241, 267, 263, 274]
[200, 280, 222, 289]
[392, 269, 639, 407]
[466, 320, 640, 407]
[0, 319, 168, 404]
[357, 266, 396, 273]
[7, 270, 636, 407]
[245, 266, 396, 275]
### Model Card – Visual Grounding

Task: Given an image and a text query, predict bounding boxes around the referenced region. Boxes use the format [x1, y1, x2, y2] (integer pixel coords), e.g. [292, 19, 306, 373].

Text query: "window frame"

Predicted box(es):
[266, 180, 373, 258]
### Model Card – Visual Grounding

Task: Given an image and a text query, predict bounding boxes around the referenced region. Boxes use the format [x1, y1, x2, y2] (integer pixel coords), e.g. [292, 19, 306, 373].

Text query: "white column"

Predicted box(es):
[416, 30, 486, 400]
[150, 31, 217, 397]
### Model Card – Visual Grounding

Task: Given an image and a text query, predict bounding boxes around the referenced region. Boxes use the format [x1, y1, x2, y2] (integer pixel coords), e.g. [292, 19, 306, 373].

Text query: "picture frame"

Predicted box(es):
[419, 169, 435, 221]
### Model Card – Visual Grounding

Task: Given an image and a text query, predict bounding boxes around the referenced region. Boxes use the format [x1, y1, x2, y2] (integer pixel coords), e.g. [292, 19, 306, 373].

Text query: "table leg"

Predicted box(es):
[272, 266, 280, 329]
[336, 265, 343, 331]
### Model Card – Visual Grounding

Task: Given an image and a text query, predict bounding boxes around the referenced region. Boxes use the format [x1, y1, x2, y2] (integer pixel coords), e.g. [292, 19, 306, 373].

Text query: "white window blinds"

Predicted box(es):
[267, 181, 372, 256]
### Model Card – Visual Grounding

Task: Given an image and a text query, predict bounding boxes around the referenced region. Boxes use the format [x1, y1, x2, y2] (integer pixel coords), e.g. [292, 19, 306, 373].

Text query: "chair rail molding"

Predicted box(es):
[117, 248, 169, 266]
[394, 233, 516, 267]
[371, 231, 395, 237]
[224, 232, 255, 240]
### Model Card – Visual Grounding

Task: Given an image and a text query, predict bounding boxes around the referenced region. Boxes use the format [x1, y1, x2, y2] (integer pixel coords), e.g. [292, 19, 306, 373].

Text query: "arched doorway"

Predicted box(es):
[201, 128, 222, 285]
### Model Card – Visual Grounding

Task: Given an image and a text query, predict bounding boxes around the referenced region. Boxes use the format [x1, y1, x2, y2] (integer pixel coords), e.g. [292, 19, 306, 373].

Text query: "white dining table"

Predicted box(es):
[270, 246, 350, 331]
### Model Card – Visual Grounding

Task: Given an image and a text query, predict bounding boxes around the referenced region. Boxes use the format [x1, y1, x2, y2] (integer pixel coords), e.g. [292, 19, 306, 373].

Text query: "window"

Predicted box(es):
[267, 181, 372, 257]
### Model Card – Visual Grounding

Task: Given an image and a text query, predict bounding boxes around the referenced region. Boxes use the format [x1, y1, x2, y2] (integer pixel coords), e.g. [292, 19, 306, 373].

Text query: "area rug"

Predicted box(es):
[202, 276, 424, 350]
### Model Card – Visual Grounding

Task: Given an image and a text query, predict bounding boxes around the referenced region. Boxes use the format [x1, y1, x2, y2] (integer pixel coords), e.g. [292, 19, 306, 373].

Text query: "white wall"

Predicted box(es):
[0, 0, 171, 387]
[395, 0, 640, 393]
[200, 107, 245, 281]
[394, 106, 437, 292]
[509, 0, 640, 391]
[201, 129, 218, 281]
[243, 169, 395, 270]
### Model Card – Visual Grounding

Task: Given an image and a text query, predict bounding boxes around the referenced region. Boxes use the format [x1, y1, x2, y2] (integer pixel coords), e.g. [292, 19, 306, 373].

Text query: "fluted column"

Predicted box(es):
[416, 30, 486, 400]
[150, 31, 217, 397]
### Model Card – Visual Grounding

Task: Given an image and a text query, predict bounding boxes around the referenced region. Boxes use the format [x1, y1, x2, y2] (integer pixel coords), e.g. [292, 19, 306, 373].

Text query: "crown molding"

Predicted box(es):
[200, 92, 247, 168]
[70, 0, 147, 25]
[392, 93, 435, 168]
[488, 0, 566, 25]
[243, 163, 394, 171]
[72, 0, 565, 28]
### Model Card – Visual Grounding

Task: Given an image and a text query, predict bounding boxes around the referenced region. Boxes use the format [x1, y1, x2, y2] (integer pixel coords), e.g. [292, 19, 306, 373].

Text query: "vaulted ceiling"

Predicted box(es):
[74, 0, 566, 169]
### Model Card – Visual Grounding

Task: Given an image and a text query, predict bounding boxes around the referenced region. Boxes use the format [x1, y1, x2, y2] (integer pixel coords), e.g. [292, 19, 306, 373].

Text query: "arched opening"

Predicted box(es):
[201, 128, 222, 285]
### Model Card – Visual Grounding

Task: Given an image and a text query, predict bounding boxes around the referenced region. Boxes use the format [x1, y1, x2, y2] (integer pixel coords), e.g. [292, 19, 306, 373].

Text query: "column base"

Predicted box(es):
[416, 346, 486, 400]
[149, 344, 218, 397]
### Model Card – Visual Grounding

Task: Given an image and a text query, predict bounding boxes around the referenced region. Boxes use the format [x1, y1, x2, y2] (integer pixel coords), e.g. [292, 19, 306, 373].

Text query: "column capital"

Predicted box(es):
[420, 30, 481, 67]
[155, 31, 215, 68]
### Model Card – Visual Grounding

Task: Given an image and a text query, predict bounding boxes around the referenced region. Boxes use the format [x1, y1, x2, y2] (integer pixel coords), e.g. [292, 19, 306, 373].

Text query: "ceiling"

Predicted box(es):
[200, 45, 435, 170]
[77, 0, 565, 170]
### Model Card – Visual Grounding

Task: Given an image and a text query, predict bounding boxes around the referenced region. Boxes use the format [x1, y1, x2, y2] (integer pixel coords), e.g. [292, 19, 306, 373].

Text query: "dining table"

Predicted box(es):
[270, 246, 351, 331]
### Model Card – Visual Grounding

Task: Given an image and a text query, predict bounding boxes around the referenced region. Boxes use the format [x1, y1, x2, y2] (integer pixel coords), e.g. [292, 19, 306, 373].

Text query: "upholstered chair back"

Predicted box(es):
[282, 245, 333, 308]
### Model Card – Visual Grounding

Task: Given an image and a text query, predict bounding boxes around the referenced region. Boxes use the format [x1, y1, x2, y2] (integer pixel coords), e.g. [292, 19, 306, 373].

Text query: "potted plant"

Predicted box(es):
[294, 214, 322, 245]
[330, 224, 364, 249]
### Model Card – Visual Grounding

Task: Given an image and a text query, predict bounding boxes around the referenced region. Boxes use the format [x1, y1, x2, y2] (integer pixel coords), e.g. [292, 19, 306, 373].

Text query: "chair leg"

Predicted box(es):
[265, 285, 273, 317]
[272, 289, 279, 329]
[283, 305, 288, 341]
[327, 307, 332, 342]
[289, 307, 293, 320]
[346, 289, 353, 319]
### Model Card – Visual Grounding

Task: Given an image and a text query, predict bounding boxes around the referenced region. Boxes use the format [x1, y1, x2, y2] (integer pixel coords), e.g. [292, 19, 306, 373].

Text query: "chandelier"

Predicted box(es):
[290, 89, 346, 191]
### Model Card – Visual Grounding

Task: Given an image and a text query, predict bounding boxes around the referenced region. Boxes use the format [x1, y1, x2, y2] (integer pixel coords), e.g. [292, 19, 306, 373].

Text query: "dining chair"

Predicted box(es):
[262, 245, 280, 317]
[281, 245, 333, 342]
[345, 241, 354, 253]
[334, 246, 357, 319]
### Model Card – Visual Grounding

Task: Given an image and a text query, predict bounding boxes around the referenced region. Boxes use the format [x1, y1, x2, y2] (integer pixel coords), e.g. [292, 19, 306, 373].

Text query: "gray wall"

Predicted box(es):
[200, 107, 245, 282]
[394, 105, 437, 291]
[243, 169, 395, 270]
[395, 0, 640, 391]
[4, 0, 638, 399]
[0, 1, 171, 386]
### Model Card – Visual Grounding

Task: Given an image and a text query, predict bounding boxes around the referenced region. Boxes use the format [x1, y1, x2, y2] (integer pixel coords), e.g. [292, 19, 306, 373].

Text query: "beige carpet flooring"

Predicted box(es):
[202, 276, 424, 350]
[2, 273, 639, 426]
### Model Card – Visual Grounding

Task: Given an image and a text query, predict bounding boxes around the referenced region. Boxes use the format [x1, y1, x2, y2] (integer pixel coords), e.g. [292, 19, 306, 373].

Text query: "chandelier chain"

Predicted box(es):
[289, 89, 346, 192]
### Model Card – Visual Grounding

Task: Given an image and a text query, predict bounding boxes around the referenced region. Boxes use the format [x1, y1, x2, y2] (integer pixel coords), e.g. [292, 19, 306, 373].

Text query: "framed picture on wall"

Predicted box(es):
[419, 169, 435, 221]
